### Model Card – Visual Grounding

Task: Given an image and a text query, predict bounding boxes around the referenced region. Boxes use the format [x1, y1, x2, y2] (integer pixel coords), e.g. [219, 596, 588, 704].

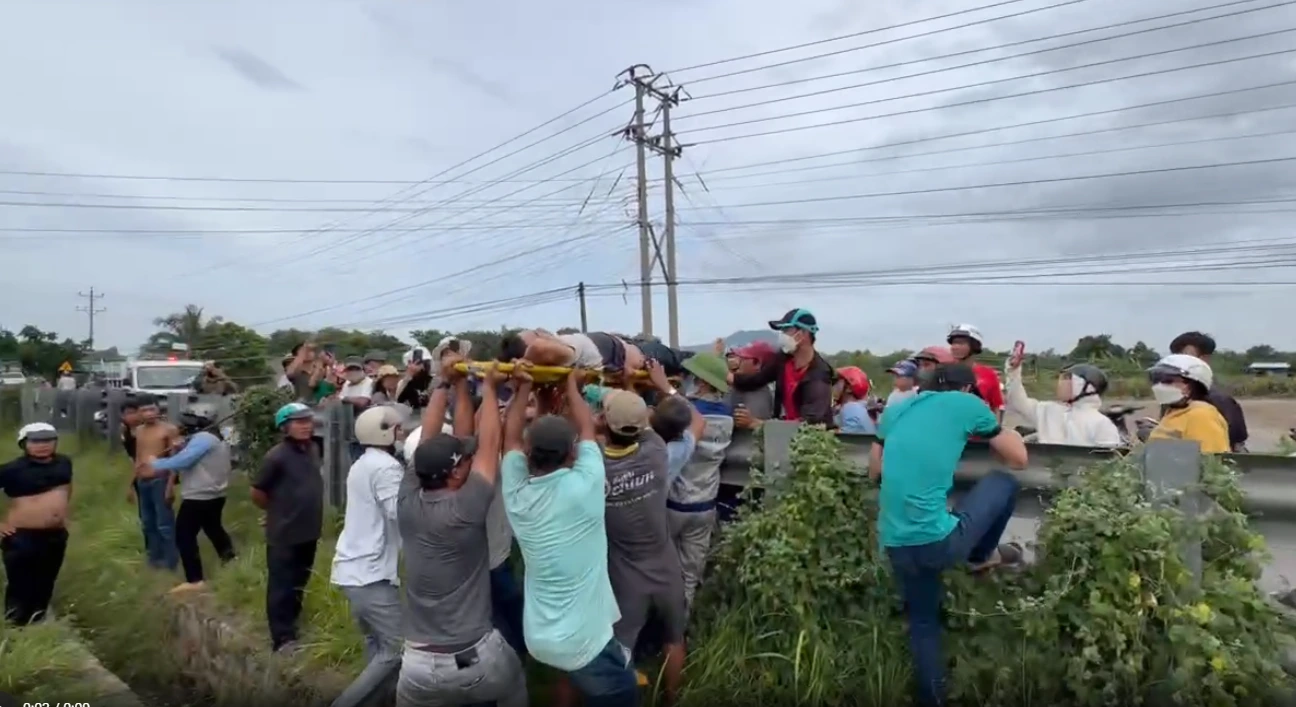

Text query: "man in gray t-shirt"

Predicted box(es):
[394, 370, 524, 707]
[600, 390, 687, 691]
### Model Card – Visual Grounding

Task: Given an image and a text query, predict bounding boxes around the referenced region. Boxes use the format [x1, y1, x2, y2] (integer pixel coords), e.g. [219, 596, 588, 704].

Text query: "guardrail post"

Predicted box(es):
[105, 389, 124, 453]
[1141, 439, 1205, 587]
[18, 385, 36, 425]
[321, 403, 346, 510]
[334, 403, 356, 510]
[75, 389, 98, 441]
[761, 420, 799, 485]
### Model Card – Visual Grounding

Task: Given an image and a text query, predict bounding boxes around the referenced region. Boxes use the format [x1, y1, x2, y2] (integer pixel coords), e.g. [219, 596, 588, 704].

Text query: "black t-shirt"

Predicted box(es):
[252, 441, 324, 546]
[0, 454, 73, 498]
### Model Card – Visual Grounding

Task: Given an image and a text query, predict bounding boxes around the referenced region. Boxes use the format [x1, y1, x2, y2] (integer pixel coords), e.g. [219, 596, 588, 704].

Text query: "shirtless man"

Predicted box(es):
[498, 329, 646, 376]
[1, 423, 73, 625]
[131, 396, 180, 570]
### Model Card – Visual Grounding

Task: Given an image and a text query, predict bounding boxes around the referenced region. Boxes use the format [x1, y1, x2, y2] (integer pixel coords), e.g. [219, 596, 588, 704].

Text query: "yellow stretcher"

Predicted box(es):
[454, 361, 651, 384]
[453, 362, 679, 386]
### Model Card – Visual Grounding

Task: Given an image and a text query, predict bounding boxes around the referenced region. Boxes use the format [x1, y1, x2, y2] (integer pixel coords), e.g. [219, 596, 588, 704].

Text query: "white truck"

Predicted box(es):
[126, 359, 207, 396]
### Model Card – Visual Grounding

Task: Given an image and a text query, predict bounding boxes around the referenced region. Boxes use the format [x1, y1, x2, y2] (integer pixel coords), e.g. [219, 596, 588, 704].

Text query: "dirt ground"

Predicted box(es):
[1004, 397, 1296, 452]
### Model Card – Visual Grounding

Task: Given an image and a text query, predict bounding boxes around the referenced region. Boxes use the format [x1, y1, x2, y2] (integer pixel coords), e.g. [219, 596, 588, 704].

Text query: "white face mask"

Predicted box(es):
[1151, 383, 1185, 406]
[777, 331, 798, 354]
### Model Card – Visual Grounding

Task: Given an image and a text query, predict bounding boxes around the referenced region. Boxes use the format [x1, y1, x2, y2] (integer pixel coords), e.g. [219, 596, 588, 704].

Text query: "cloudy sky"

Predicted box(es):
[3, 0, 1296, 355]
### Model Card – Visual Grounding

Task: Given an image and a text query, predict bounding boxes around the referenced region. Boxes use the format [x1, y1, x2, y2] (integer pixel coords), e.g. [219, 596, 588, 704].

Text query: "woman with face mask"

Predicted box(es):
[1004, 352, 1121, 447]
[1145, 354, 1230, 453]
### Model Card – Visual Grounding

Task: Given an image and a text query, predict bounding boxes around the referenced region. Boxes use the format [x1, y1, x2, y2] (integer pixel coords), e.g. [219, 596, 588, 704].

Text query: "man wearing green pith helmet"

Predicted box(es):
[728, 308, 836, 427]
[251, 403, 324, 653]
[658, 352, 735, 613]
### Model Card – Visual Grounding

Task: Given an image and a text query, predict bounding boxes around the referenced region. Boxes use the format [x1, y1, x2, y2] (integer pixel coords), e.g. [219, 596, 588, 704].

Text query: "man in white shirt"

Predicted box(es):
[329, 405, 406, 707]
[339, 359, 375, 407]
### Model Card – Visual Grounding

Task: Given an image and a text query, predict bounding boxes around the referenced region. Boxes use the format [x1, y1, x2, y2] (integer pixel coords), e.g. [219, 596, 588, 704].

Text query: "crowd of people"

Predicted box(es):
[0, 306, 1256, 707]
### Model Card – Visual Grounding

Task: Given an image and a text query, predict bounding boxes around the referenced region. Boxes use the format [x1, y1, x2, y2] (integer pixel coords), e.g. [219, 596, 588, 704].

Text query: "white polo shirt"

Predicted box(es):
[330, 447, 404, 587]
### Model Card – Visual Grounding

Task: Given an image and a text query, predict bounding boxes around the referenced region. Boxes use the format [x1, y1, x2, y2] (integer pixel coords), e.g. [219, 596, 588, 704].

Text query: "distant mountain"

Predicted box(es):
[682, 329, 778, 353]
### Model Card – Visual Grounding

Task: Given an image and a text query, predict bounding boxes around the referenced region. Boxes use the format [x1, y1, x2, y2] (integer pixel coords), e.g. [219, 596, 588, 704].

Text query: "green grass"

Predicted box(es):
[0, 619, 112, 701]
[0, 432, 355, 704]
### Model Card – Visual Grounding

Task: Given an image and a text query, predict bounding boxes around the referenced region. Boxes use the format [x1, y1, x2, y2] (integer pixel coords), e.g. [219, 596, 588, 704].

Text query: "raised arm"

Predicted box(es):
[565, 368, 597, 442]
[474, 364, 505, 484]
[503, 362, 534, 454]
[419, 357, 457, 438]
[446, 355, 474, 439]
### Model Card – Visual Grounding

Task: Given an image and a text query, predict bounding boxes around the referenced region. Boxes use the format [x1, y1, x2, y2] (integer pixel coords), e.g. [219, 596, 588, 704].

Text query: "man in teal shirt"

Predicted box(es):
[500, 365, 639, 707]
[869, 363, 1028, 707]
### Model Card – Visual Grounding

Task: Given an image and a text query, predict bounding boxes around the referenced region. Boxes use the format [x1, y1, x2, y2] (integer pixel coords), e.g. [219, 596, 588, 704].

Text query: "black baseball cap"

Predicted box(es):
[526, 414, 577, 458]
[413, 433, 478, 484]
[768, 308, 819, 333]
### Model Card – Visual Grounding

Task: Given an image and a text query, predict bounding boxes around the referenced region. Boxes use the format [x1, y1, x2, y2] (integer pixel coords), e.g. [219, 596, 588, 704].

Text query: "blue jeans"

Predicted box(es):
[490, 562, 526, 658]
[567, 637, 640, 707]
[886, 471, 1019, 707]
[135, 476, 179, 571]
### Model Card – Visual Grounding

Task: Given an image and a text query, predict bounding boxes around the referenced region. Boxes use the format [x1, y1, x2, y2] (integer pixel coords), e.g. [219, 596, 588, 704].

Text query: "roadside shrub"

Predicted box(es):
[232, 384, 293, 465]
[686, 427, 1288, 706]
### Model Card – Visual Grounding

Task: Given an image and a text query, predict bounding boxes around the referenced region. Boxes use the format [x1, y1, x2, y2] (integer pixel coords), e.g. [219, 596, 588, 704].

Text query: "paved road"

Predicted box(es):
[999, 495, 1296, 594]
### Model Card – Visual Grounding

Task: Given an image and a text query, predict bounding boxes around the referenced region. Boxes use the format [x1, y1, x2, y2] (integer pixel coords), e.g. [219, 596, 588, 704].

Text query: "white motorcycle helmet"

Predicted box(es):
[1148, 353, 1214, 391]
[354, 405, 405, 447]
[17, 422, 58, 447]
[947, 323, 985, 355]
[403, 346, 433, 368]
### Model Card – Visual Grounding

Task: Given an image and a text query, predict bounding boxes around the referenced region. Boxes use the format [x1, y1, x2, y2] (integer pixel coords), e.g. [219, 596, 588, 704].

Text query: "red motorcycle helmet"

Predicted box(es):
[835, 366, 871, 401]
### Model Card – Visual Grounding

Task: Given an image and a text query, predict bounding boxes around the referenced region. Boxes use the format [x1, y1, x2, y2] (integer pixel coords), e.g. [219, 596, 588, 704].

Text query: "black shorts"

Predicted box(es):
[588, 332, 627, 371]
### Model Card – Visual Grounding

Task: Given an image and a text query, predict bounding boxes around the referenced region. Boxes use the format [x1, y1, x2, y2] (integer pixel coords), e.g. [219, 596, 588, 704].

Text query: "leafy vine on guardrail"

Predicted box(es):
[231, 385, 293, 467]
[686, 426, 1288, 706]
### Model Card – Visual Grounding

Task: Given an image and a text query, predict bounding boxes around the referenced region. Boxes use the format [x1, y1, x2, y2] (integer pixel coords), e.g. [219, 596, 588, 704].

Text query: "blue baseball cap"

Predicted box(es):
[888, 360, 918, 378]
[768, 308, 818, 333]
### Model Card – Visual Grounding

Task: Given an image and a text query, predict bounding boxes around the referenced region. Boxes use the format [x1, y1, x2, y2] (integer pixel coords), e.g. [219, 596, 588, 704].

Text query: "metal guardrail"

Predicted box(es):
[722, 422, 1296, 520]
[19, 387, 1296, 519]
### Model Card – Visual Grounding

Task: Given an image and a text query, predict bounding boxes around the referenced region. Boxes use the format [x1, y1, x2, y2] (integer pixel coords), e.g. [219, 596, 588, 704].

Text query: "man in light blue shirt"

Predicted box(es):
[500, 365, 639, 707]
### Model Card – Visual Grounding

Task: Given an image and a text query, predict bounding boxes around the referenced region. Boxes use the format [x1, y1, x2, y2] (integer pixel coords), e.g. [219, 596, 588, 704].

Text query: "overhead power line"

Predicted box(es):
[679, 8, 1295, 120]
[664, 0, 1079, 76]
[679, 40, 1296, 139]
[688, 0, 1286, 99]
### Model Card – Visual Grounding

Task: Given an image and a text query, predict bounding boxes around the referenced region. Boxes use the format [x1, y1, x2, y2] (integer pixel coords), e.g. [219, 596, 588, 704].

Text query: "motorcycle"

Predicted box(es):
[1100, 404, 1143, 446]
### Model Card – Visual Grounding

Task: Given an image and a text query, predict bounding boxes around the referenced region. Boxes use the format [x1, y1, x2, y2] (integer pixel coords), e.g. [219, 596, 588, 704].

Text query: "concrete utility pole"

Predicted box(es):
[658, 90, 683, 349]
[618, 64, 687, 345]
[625, 66, 655, 338]
[76, 287, 106, 350]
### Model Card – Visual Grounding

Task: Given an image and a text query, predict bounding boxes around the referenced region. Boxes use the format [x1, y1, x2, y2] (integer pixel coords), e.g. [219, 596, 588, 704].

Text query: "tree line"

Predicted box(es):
[2, 305, 1288, 383]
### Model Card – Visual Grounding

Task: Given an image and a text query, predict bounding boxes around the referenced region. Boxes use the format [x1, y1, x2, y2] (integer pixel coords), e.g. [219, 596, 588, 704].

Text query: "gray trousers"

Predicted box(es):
[668, 508, 717, 610]
[396, 629, 527, 707]
[331, 581, 404, 707]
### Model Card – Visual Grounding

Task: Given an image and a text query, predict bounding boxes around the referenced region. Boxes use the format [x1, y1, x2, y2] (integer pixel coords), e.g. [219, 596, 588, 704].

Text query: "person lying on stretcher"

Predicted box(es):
[498, 329, 693, 377]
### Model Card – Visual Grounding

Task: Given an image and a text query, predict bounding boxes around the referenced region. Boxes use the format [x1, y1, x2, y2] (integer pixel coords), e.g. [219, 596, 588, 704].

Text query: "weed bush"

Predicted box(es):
[232, 385, 293, 464]
[687, 427, 1289, 706]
